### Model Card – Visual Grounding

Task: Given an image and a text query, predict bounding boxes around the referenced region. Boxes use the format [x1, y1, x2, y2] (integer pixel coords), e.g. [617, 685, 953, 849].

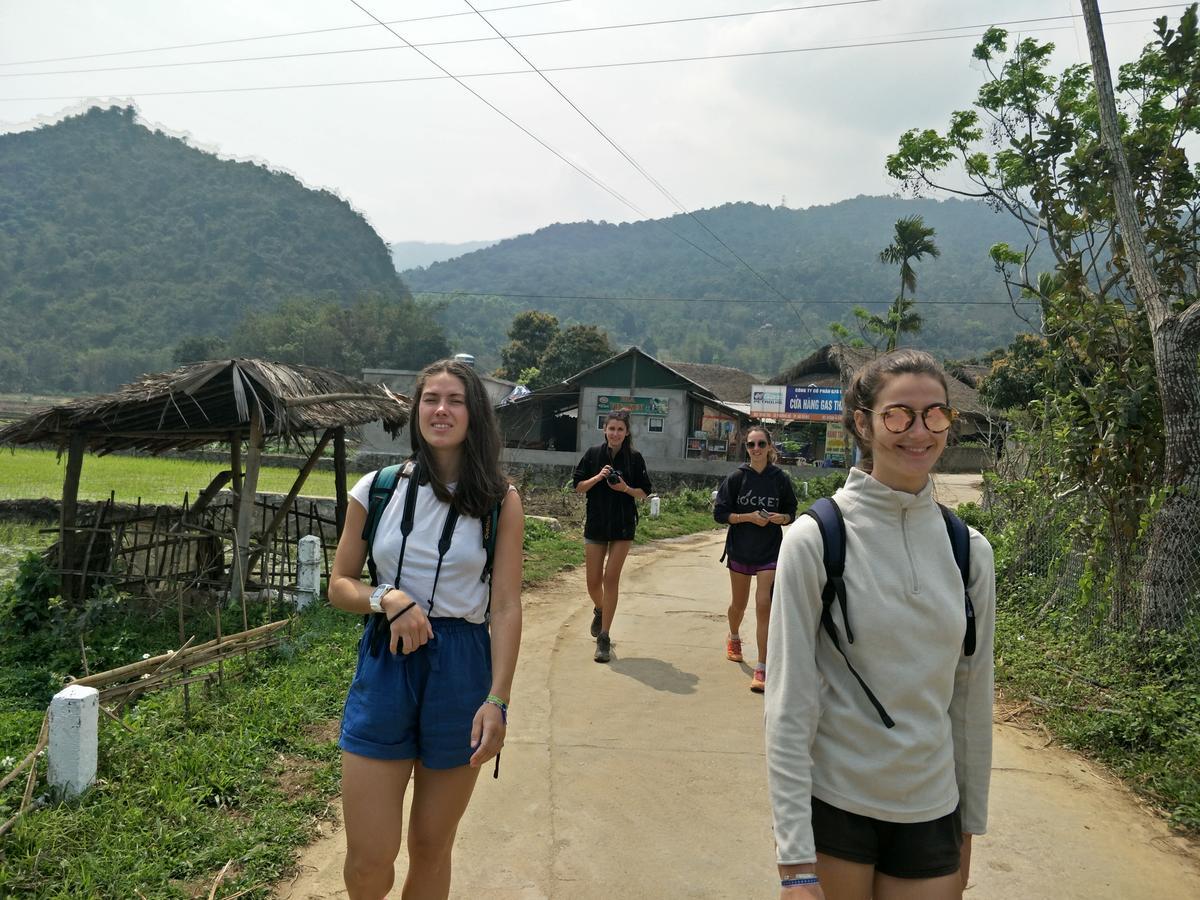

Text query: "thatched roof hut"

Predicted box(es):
[0, 359, 410, 603]
[0, 358, 408, 455]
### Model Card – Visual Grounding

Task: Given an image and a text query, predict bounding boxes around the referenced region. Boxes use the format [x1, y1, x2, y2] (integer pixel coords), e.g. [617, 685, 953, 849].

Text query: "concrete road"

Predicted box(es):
[277, 530, 1200, 899]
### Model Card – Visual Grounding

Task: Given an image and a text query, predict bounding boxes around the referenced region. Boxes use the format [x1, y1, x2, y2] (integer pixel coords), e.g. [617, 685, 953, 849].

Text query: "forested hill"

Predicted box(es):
[404, 196, 1042, 375]
[0, 106, 411, 392]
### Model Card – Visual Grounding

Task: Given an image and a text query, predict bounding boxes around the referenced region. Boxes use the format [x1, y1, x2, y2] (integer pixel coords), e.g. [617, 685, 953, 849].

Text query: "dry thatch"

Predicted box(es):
[770, 345, 986, 415]
[0, 358, 409, 455]
[663, 361, 760, 403]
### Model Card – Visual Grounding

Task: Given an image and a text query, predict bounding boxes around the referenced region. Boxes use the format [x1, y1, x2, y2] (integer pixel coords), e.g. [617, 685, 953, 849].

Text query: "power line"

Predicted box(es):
[1, 7, 1180, 103]
[341, 1, 736, 274]
[463, 0, 826, 351]
[0, 1, 882, 79]
[410, 289, 1036, 306]
[0, 0, 577, 68]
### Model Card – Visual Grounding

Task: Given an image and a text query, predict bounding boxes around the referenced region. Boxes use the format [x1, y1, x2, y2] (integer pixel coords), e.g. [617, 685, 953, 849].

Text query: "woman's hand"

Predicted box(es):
[607, 474, 629, 492]
[469, 700, 506, 767]
[768, 512, 791, 525]
[383, 590, 433, 655]
[597, 464, 613, 482]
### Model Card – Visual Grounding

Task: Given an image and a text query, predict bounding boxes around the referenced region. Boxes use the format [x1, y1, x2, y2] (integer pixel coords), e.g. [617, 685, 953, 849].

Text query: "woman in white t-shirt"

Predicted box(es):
[328, 358, 524, 900]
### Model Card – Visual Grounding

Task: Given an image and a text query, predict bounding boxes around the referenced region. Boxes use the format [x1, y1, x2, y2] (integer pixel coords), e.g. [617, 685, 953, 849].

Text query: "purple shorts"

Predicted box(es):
[727, 558, 778, 576]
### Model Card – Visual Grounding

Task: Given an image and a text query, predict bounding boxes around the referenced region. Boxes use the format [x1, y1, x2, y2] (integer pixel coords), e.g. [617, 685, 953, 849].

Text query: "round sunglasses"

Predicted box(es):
[861, 403, 958, 434]
[746, 439, 770, 448]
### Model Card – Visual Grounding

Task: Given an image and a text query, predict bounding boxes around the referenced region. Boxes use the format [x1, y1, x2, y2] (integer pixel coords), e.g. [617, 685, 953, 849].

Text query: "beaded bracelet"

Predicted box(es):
[484, 694, 508, 724]
[780, 874, 819, 888]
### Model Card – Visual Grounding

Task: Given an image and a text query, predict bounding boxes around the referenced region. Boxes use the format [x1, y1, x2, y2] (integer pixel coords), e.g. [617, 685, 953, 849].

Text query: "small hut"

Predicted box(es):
[0, 359, 408, 605]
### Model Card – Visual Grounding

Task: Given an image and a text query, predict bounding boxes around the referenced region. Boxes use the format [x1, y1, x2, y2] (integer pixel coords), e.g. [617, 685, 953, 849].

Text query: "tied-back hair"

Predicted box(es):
[602, 410, 634, 471]
[842, 348, 951, 474]
[409, 358, 510, 519]
[746, 426, 779, 465]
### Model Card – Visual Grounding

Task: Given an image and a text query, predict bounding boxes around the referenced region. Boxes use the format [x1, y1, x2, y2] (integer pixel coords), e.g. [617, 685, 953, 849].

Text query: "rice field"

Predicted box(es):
[0, 447, 340, 505]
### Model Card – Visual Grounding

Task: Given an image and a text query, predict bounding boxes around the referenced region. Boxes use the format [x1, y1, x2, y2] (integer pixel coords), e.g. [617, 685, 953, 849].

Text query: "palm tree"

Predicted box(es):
[876, 215, 940, 351]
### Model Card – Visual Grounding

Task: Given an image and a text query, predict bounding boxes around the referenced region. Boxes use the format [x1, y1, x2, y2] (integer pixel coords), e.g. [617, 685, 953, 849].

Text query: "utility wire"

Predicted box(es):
[0, 1, 881, 79]
[464, 0, 826, 349]
[0, 0, 577, 68]
[0, 8, 1177, 103]
[411, 289, 1037, 306]
[341, 1, 736, 273]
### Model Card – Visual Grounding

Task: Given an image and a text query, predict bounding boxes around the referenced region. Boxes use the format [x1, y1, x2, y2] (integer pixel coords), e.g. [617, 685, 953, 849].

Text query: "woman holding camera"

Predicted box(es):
[573, 410, 652, 662]
[713, 426, 797, 692]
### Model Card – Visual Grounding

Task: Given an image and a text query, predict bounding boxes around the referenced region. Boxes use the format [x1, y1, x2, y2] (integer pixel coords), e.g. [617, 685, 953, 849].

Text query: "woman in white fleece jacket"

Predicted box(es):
[765, 349, 995, 900]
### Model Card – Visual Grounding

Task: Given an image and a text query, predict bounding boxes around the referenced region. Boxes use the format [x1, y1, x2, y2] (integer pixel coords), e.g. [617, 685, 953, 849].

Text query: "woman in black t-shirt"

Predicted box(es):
[572, 410, 652, 663]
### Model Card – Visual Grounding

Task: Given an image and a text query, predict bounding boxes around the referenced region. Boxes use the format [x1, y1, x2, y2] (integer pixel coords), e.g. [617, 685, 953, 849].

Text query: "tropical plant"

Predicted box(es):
[885, 7, 1200, 631]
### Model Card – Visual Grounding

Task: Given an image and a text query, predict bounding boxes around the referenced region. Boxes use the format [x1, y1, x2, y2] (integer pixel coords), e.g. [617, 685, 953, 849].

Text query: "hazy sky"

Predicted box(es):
[0, 1, 1181, 243]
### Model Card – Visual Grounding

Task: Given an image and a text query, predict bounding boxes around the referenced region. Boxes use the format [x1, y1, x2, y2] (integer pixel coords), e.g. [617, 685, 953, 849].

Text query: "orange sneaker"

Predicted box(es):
[750, 667, 766, 693]
[726, 636, 743, 662]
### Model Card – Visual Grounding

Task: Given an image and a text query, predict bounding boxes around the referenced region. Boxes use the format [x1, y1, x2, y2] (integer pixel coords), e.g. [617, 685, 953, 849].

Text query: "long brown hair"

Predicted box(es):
[842, 349, 950, 473]
[602, 410, 634, 472]
[745, 425, 778, 465]
[409, 358, 509, 518]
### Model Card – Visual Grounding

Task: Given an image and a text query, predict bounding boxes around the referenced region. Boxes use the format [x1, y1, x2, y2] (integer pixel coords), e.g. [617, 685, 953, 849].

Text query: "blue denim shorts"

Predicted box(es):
[338, 616, 492, 769]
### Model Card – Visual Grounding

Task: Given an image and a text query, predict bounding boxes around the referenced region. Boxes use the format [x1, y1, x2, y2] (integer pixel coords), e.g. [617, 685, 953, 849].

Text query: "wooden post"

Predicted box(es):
[334, 426, 348, 538]
[245, 429, 333, 573]
[59, 432, 87, 602]
[231, 411, 263, 622]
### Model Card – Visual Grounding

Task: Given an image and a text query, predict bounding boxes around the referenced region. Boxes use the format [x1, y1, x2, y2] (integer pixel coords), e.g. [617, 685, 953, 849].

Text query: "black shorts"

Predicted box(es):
[812, 797, 963, 879]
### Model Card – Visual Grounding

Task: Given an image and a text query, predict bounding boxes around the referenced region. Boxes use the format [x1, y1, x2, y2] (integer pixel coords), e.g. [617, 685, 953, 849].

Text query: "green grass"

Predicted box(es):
[0, 448, 339, 505]
[0, 606, 356, 899]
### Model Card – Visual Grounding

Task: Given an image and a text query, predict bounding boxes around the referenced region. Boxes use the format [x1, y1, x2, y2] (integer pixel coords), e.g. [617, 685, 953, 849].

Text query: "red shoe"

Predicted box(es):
[750, 667, 766, 693]
[726, 636, 743, 662]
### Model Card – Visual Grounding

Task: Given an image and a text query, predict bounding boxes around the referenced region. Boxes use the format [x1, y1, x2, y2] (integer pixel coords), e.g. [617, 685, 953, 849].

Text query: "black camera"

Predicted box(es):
[606, 469, 623, 485]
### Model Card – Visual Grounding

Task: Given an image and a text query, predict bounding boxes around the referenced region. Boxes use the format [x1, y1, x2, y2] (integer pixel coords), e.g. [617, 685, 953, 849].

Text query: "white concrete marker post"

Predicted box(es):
[649, 495, 661, 517]
[296, 534, 321, 610]
[48, 684, 99, 800]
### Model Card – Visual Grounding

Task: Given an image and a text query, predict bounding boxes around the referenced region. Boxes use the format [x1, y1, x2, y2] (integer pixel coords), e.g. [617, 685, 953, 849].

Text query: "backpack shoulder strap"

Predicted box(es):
[938, 504, 976, 657]
[362, 463, 404, 586]
[481, 493, 503, 584]
[802, 497, 895, 729]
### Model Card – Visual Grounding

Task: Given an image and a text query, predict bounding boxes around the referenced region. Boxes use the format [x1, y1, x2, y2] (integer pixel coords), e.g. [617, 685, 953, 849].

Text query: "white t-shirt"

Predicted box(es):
[350, 470, 491, 624]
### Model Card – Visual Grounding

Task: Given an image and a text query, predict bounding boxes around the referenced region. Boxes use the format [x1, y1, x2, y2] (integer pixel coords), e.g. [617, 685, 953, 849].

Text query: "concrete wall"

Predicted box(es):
[576, 386, 691, 459]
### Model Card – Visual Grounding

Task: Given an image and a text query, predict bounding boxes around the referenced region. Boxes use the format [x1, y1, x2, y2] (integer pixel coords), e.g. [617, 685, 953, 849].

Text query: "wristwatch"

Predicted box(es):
[369, 583, 393, 614]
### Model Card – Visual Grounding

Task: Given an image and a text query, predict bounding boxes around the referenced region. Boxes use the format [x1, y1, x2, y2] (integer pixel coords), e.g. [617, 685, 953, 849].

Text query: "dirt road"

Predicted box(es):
[276, 525, 1200, 899]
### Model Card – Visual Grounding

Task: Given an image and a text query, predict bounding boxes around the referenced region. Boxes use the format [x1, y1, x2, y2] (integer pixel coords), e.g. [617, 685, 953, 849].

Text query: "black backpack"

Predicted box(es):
[803, 497, 975, 729]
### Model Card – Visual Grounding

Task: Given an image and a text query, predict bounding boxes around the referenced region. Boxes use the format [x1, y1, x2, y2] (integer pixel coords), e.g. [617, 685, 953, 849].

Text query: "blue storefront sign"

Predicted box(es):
[783, 386, 843, 422]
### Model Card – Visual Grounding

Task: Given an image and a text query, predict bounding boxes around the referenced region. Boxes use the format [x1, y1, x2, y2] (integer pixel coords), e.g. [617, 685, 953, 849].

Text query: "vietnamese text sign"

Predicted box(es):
[825, 421, 847, 456]
[596, 395, 669, 416]
[784, 386, 843, 422]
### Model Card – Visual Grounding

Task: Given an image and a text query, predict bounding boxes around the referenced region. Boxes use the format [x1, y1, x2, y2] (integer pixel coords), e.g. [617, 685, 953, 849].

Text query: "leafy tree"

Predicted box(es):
[495, 311, 559, 380]
[886, 8, 1200, 630]
[533, 325, 613, 388]
[977, 334, 1050, 409]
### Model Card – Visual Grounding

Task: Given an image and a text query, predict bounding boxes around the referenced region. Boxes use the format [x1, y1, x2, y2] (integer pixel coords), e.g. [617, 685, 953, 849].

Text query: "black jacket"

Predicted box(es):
[573, 443, 652, 541]
[713, 463, 799, 565]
